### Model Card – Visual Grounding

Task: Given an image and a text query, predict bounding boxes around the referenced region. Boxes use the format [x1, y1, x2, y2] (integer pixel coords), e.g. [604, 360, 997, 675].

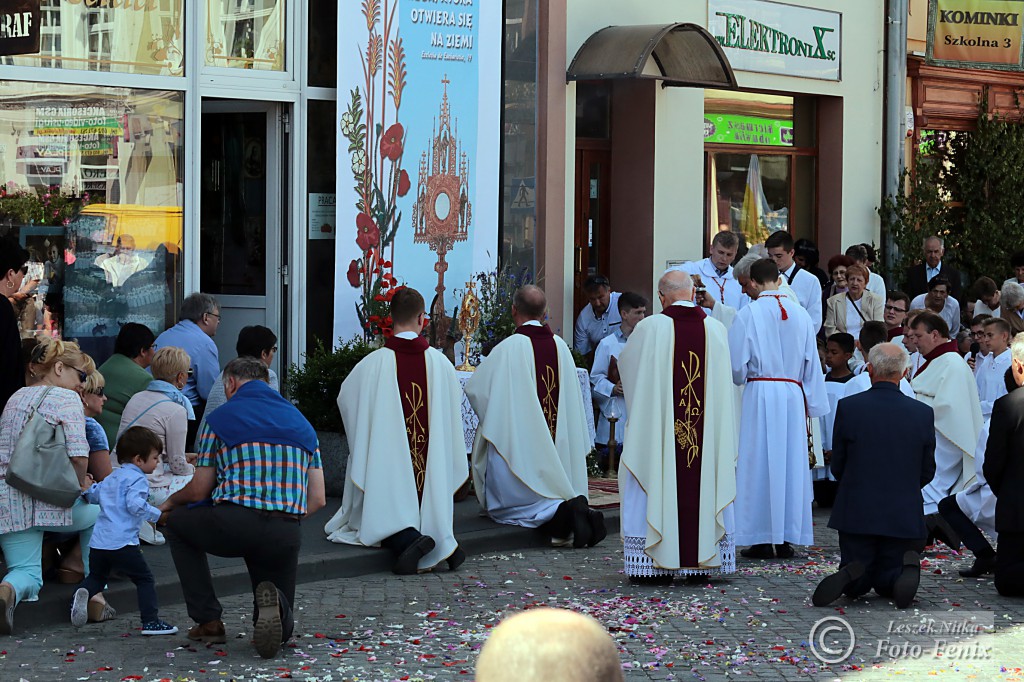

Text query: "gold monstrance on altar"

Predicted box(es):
[413, 75, 472, 341]
[456, 280, 481, 371]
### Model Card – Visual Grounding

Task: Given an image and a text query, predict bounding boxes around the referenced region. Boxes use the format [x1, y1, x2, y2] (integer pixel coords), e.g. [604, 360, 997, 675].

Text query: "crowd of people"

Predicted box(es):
[4, 225, 1024, 668]
[576, 230, 1023, 608]
[2, 234, 322, 659]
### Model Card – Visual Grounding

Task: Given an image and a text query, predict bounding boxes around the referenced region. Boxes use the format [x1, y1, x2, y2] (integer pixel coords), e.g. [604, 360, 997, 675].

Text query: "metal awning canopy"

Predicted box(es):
[567, 23, 737, 89]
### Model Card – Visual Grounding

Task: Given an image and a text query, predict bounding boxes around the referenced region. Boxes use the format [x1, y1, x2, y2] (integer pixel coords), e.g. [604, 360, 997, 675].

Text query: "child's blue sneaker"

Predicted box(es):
[141, 620, 178, 636]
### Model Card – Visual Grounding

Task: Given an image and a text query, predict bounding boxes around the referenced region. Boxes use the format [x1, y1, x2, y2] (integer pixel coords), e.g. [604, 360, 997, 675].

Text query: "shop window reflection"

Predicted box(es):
[1, 0, 185, 76]
[0, 82, 184, 364]
[206, 0, 286, 71]
[501, 0, 538, 276]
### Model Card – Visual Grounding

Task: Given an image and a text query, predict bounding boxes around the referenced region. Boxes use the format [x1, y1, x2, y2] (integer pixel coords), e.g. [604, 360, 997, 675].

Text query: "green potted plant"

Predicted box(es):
[285, 336, 377, 497]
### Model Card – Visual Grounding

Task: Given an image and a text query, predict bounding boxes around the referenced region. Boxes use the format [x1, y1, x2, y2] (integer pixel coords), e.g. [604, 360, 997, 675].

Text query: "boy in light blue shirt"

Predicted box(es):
[70, 426, 177, 635]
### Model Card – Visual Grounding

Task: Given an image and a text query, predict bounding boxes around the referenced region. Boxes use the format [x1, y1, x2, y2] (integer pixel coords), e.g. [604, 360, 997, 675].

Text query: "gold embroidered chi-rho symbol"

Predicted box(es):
[674, 351, 703, 468]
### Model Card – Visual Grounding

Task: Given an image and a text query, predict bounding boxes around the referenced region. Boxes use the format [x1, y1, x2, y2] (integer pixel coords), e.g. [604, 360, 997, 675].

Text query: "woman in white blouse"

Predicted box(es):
[824, 264, 884, 339]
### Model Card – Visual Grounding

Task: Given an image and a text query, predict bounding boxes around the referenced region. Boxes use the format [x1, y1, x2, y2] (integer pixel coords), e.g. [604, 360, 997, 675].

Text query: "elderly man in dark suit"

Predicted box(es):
[813, 343, 936, 609]
[904, 236, 963, 302]
[983, 333, 1024, 597]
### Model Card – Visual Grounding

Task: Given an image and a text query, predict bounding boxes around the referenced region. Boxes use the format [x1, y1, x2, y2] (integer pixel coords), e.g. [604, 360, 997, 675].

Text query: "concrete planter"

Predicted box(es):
[317, 430, 349, 498]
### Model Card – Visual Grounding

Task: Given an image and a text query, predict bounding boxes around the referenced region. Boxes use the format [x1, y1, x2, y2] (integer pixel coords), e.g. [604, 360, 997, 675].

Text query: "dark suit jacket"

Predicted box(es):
[983, 388, 1024, 533]
[904, 262, 964, 302]
[828, 382, 936, 539]
[1, 296, 24, 411]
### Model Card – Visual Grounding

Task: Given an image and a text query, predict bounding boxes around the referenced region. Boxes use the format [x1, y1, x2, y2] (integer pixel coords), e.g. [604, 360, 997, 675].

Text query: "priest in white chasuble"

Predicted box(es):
[909, 312, 983, 521]
[729, 258, 829, 560]
[618, 270, 738, 585]
[325, 287, 468, 575]
[465, 285, 606, 548]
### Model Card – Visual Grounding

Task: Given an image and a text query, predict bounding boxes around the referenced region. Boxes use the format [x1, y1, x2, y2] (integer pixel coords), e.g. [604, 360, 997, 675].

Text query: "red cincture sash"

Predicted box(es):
[515, 324, 560, 441]
[385, 335, 430, 500]
[662, 305, 707, 568]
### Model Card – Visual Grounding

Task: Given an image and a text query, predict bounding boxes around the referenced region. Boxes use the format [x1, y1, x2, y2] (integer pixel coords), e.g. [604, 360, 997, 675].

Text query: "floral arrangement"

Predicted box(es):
[0, 184, 97, 227]
[341, 0, 409, 339]
[461, 265, 534, 358]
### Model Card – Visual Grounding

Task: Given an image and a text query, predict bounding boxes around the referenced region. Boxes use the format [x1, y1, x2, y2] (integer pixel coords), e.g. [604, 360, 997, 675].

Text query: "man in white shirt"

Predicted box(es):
[573, 275, 621, 355]
[765, 231, 823, 332]
[977, 317, 1012, 417]
[973, 277, 1001, 317]
[1001, 251, 1024, 289]
[591, 293, 647, 460]
[677, 231, 745, 315]
[846, 244, 887, 301]
[910, 276, 961, 335]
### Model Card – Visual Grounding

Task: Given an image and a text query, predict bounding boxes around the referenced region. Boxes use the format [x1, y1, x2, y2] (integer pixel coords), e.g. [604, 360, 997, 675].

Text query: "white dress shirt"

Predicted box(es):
[910, 293, 962, 333]
[676, 258, 747, 315]
[781, 262, 823, 332]
[573, 292, 621, 354]
[977, 349, 1012, 417]
[591, 328, 628, 444]
[867, 271, 887, 301]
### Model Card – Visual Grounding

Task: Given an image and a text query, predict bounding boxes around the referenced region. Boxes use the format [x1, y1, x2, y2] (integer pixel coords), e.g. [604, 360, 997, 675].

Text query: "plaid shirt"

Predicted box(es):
[196, 422, 322, 515]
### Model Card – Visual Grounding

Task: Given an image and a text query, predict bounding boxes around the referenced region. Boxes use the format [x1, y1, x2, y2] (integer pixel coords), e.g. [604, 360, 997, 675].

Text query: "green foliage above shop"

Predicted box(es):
[881, 98, 1024, 288]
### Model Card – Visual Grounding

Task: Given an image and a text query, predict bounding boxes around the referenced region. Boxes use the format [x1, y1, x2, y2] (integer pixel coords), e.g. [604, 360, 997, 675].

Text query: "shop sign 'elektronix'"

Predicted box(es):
[0, 0, 39, 57]
[708, 0, 841, 81]
[927, 0, 1024, 71]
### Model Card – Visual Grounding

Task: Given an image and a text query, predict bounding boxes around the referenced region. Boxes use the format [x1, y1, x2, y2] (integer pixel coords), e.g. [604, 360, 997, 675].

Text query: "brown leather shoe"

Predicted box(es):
[87, 599, 117, 623]
[187, 619, 227, 644]
[0, 581, 16, 635]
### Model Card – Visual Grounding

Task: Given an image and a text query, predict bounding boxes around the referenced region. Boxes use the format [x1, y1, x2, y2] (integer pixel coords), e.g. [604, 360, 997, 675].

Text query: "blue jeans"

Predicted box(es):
[0, 500, 98, 604]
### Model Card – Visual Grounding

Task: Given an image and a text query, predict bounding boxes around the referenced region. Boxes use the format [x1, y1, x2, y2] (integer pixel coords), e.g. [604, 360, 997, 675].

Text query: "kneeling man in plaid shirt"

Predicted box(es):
[158, 356, 326, 659]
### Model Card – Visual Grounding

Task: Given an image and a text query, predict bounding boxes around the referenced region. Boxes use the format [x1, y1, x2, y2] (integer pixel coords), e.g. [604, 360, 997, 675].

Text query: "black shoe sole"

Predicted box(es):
[893, 551, 921, 609]
[253, 582, 282, 659]
[393, 535, 436, 575]
[587, 509, 607, 547]
[570, 496, 591, 548]
[446, 547, 466, 571]
[812, 562, 865, 607]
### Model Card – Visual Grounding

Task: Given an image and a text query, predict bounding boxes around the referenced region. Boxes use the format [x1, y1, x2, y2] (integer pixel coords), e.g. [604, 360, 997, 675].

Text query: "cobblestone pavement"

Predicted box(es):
[2, 513, 1024, 682]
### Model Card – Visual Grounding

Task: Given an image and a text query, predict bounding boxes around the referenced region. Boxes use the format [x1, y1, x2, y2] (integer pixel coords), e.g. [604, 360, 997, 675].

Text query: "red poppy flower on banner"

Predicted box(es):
[355, 212, 380, 250]
[397, 169, 411, 197]
[380, 123, 404, 161]
[346, 260, 361, 288]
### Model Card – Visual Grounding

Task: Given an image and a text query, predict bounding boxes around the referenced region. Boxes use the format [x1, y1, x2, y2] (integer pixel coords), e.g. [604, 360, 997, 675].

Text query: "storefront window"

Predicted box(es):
[704, 90, 817, 251]
[205, 0, 286, 71]
[0, 81, 184, 364]
[0, 0, 185, 76]
[307, 0, 336, 87]
[305, 99, 337, 350]
[500, 0, 538, 276]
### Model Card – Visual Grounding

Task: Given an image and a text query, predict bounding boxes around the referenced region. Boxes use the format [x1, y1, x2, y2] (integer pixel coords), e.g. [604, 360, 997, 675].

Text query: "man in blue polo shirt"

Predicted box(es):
[154, 292, 221, 449]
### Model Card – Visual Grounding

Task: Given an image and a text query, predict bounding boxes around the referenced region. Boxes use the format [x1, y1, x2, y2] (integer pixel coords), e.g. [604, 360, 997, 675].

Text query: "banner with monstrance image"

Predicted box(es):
[333, 0, 501, 345]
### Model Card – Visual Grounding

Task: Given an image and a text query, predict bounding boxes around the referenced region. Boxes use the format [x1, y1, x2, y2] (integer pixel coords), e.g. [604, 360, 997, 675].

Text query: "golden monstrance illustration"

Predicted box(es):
[413, 75, 472, 341]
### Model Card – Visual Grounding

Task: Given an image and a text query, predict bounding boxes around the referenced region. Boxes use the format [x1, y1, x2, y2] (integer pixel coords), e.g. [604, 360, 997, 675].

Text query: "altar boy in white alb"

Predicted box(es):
[326, 288, 468, 575]
[729, 258, 828, 559]
[465, 285, 605, 548]
[678, 231, 746, 317]
[591, 292, 647, 460]
[618, 270, 738, 584]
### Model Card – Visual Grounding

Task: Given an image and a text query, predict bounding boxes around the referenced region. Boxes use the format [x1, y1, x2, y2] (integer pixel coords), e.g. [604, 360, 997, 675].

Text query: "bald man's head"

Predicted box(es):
[476, 608, 623, 682]
[512, 284, 547, 322]
[658, 270, 694, 306]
